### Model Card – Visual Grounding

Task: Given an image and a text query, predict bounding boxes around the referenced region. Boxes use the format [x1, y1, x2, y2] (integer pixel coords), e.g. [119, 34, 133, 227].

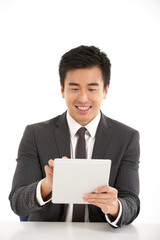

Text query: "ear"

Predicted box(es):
[61, 84, 65, 98]
[103, 85, 109, 99]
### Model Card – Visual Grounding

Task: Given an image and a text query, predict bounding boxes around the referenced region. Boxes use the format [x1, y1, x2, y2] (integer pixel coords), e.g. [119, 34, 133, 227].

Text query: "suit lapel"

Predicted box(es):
[53, 112, 70, 220]
[92, 113, 112, 159]
[53, 112, 71, 158]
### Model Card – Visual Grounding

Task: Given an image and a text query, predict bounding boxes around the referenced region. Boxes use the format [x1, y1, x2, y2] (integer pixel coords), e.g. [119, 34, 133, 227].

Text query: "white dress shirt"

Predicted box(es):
[36, 111, 122, 227]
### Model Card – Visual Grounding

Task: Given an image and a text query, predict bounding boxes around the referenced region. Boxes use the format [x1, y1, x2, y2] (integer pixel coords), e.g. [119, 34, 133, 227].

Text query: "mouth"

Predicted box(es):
[76, 106, 91, 110]
[76, 106, 91, 114]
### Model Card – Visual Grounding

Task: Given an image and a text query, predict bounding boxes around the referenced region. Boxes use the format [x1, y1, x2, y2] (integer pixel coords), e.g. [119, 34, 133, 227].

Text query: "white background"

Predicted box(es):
[0, 0, 160, 223]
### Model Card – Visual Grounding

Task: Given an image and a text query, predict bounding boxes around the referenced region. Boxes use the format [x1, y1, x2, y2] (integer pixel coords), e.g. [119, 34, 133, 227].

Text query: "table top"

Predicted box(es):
[0, 222, 160, 240]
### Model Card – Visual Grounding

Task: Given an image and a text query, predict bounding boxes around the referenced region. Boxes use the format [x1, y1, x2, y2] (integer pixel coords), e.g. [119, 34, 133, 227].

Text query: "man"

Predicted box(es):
[9, 45, 140, 228]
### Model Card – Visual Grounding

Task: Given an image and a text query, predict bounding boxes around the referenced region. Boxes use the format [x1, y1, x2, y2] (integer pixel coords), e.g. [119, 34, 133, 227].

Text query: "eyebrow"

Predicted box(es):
[88, 83, 99, 86]
[68, 82, 99, 86]
[69, 83, 80, 86]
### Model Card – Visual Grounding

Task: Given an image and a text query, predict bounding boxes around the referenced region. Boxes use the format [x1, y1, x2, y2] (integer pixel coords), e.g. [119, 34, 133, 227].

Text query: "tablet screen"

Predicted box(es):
[52, 158, 111, 204]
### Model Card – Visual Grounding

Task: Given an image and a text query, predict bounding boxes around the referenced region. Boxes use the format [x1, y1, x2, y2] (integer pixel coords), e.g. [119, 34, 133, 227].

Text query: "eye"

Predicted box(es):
[88, 88, 97, 92]
[71, 88, 79, 91]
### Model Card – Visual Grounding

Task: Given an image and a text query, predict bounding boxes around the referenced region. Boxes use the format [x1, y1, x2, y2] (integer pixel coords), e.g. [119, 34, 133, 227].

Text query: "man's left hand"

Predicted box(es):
[83, 185, 120, 219]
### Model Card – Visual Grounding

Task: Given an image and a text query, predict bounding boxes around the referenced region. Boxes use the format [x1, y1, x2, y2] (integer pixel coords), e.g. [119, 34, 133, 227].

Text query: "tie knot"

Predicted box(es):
[76, 127, 86, 137]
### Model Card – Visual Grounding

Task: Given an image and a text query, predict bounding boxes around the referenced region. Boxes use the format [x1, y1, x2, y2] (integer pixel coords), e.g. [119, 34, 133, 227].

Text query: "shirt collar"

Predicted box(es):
[66, 111, 101, 138]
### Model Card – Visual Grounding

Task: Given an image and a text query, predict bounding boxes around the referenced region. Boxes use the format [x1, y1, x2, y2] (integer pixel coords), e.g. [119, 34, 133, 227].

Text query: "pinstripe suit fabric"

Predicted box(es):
[9, 112, 140, 227]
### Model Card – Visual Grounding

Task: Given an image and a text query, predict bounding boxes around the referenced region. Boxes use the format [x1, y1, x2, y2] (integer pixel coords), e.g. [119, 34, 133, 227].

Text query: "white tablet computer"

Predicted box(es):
[52, 158, 111, 204]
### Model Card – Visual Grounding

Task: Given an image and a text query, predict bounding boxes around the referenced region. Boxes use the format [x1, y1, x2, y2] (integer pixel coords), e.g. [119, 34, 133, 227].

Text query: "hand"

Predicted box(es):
[41, 156, 68, 201]
[41, 159, 54, 200]
[83, 185, 120, 219]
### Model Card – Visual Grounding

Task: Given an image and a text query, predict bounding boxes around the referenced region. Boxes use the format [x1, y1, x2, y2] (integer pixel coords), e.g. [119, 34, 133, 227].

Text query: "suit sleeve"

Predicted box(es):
[115, 130, 140, 227]
[9, 125, 45, 217]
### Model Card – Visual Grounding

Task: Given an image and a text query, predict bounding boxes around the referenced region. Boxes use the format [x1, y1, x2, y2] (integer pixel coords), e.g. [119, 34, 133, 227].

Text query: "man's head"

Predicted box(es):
[59, 45, 111, 90]
[59, 45, 111, 126]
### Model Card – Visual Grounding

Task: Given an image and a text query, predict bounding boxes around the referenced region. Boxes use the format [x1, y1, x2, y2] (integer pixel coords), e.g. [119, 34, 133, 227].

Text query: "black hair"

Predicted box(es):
[59, 45, 111, 89]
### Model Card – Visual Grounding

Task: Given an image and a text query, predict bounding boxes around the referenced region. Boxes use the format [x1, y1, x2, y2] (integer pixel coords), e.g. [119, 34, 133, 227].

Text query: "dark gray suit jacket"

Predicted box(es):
[9, 112, 140, 227]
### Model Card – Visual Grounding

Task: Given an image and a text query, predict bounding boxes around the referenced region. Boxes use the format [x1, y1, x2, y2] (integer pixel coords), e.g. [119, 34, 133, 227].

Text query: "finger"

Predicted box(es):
[45, 165, 53, 177]
[86, 198, 113, 205]
[94, 185, 118, 195]
[48, 159, 54, 167]
[84, 193, 111, 200]
[94, 185, 110, 193]
[62, 156, 68, 159]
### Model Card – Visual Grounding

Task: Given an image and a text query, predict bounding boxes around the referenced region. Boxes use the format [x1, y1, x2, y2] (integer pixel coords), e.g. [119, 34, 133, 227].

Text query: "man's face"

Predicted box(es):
[61, 66, 109, 126]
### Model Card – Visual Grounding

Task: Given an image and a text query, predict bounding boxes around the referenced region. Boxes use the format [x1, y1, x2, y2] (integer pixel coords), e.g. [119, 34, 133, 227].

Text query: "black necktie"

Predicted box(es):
[72, 127, 86, 222]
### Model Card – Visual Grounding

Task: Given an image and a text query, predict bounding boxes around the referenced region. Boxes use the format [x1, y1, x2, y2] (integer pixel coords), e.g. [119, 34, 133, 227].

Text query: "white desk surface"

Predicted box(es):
[0, 222, 159, 240]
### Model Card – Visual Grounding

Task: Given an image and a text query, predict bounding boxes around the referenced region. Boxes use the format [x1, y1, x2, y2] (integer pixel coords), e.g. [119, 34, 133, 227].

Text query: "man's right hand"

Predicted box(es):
[41, 159, 54, 201]
[41, 156, 68, 201]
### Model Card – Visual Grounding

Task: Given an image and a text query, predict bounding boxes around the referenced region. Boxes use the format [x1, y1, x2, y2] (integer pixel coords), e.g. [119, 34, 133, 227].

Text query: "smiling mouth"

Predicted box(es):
[76, 106, 91, 110]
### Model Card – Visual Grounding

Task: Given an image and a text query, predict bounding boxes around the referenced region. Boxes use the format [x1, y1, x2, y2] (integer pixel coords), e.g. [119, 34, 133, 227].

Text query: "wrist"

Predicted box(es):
[110, 200, 120, 219]
[41, 178, 52, 201]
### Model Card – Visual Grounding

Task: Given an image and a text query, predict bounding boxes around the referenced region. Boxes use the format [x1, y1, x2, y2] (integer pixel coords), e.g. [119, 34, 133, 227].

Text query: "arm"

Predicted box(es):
[9, 123, 63, 217]
[9, 125, 46, 217]
[115, 130, 140, 226]
[84, 130, 140, 227]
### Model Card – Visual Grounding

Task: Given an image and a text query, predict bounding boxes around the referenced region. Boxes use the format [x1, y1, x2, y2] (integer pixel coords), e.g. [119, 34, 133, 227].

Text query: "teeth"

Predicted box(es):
[77, 107, 90, 110]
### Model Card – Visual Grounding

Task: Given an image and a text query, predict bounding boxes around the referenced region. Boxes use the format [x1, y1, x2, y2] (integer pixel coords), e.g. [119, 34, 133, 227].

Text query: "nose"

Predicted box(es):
[78, 90, 88, 102]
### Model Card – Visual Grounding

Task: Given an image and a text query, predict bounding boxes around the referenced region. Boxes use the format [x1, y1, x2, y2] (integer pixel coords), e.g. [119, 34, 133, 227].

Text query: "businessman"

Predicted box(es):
[9, 45, 140, 228]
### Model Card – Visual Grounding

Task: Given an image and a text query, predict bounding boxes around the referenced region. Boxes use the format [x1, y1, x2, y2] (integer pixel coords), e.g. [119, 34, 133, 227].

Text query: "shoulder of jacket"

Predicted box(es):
[102, 113, 139, 134]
